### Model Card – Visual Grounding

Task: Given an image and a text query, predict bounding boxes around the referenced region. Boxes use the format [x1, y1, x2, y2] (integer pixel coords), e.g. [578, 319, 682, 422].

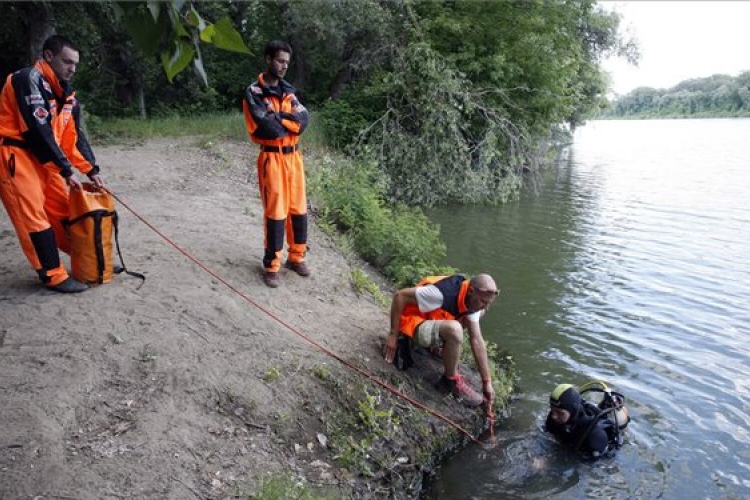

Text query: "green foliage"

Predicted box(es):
[115, 1, 250, 84]
[414, 1, 636, 130]
[317, 97, 377, 150]
[357, 391, 400, 439]
[308, 156, 455, 287]
[264, 366, 281, 383]
[603, 71, 750, 119]
[88, 112, 246, 143]
[351, 42, 526, 206]
[327, 386, 401, 478]
[251, 474, 336, 500]
[349, 269, 388, 307]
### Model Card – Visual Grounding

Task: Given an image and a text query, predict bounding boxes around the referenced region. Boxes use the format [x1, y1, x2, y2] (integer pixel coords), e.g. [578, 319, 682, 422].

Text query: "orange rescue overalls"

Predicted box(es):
[242, 73, 309, 273]
[0, 60, 99, 287]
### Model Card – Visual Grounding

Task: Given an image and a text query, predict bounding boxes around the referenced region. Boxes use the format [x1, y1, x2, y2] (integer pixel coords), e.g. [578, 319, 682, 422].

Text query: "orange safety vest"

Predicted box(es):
[399, 275, 471, 337]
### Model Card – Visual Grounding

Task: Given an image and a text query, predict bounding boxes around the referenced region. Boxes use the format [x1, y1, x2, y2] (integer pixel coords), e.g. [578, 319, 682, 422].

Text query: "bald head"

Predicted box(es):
[470, 273, 496, 292]
[466, 273, 499, 311]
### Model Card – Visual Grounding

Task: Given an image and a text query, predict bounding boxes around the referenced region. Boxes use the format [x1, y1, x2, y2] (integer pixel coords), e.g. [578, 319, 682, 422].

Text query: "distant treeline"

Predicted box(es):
[601, 72, 750, 119]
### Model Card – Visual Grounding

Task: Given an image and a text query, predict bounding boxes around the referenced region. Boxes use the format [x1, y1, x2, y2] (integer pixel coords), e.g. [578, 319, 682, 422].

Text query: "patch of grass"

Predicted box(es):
[323, 381, 404, 478]
[89, 112, 247, 143]
[264, 366, 281, 383]
[250, 474, 337, 500]
[349, 269, 388, 307]
[312, 364, 331, 381]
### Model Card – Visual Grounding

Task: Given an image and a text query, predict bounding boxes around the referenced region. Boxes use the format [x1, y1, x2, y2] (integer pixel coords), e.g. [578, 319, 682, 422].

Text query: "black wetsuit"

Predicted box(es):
[545, 402, 617, 458]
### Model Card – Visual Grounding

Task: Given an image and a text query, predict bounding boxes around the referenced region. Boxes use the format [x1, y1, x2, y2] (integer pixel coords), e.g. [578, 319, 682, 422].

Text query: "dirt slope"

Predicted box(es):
[0, 137, 490, 499]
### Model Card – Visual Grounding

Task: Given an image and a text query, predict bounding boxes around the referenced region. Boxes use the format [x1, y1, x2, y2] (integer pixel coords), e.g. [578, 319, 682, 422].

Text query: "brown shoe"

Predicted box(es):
[285, 260, 311, 277]
[263, 271, 280, 288]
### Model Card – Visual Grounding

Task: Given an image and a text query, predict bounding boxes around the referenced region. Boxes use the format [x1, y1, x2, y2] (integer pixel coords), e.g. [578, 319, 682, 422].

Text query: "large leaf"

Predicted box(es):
[121, 4, 161, 55]
[201, 17, 250, 54]
[160, 39, 194, 82]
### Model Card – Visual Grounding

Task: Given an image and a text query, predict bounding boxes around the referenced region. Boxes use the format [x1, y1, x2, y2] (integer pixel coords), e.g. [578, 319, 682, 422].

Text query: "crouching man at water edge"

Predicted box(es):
[383, 273, 499, 408]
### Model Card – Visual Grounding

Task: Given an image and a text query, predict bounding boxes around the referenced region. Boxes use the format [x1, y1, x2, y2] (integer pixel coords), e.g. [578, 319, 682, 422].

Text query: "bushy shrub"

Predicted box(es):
[309, 157, 454, 287]
[317, 96, 379, 150]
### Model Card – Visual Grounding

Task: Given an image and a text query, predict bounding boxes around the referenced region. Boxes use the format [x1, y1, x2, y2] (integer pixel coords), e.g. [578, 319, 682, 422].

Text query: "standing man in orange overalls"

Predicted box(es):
[243, 40, 310, 288]
[0, 35, 104, 293]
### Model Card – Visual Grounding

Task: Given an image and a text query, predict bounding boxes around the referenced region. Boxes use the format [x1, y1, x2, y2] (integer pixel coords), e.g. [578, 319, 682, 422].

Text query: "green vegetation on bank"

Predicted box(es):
[251, 475, 336, 500]
[88, 112, 247, 143]
[601, 71, 750, 119]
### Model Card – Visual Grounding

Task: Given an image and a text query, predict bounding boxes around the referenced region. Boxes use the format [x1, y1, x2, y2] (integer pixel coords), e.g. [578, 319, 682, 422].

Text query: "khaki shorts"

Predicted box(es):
[415, 320, 443, 348]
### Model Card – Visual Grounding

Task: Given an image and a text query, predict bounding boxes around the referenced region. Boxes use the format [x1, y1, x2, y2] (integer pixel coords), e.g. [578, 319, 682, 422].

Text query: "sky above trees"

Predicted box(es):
[602, 1, 750, 95]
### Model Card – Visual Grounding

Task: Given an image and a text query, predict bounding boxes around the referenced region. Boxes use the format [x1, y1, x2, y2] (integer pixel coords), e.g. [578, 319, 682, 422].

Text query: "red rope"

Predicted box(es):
[487, 407, 497, 449]
[110, 190, 495, 447]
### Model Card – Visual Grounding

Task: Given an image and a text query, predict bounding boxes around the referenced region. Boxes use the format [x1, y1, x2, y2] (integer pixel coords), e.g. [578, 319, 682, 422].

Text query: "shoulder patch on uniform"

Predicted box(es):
[26, 94, 44, 106]
[33, 107, 49, 123]
[251, 85, 263, 95]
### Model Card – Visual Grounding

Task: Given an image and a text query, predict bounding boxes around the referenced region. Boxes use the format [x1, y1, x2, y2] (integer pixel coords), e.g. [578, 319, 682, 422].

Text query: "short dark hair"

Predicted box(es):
[264, 40, 292, 60]
[43, 35, 78, 56]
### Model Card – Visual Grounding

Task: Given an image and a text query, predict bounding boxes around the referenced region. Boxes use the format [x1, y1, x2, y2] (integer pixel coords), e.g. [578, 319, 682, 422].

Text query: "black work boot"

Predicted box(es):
[49, 277, 89, 293]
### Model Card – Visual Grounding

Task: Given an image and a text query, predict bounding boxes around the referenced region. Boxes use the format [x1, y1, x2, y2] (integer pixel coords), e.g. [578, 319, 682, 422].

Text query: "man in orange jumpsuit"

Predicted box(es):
[243, 40, 310, 288]
[0, 35, 103, 293]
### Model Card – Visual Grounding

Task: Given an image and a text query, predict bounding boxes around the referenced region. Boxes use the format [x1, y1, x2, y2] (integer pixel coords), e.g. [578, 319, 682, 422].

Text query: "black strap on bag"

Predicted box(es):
[112, 211, 146, 287]
[65, 206, 146, 287]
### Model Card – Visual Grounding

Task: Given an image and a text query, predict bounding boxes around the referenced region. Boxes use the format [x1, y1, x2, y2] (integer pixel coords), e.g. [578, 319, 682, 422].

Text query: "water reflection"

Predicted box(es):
[426, 120, 750, 499]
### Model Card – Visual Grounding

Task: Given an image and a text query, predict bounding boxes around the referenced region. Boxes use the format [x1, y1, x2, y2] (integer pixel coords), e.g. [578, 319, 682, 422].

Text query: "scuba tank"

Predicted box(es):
[576, 380, 631, 452]
[579, 380, 630, 430]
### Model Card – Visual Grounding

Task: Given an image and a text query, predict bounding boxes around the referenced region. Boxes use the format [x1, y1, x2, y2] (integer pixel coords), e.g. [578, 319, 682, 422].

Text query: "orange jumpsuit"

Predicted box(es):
[0, 60, 99, 287]
[242, 73, 309, 273]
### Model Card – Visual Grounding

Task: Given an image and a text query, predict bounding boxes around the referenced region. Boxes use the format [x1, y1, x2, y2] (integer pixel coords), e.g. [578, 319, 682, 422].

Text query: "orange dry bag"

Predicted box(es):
[66, 183, 116, 284]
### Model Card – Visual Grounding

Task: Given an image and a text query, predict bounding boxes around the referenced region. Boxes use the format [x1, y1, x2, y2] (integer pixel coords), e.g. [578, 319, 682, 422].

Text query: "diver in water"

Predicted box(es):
[545, 382, 630, 459]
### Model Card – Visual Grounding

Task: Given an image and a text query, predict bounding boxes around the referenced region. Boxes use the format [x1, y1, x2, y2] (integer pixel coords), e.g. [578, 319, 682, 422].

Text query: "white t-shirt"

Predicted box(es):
[415, 284, 483, 322]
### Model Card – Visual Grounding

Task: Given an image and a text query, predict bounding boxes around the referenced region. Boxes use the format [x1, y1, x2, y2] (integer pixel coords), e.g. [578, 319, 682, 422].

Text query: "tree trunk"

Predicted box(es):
[329, 44, 355, 100]
[137, 86, 147, 119]
[26, 2, 55, 64]
[289, 36, 308, 97]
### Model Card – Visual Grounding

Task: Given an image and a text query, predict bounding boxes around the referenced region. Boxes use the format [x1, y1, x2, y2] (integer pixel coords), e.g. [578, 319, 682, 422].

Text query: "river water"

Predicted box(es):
[424, 119, 750, 499]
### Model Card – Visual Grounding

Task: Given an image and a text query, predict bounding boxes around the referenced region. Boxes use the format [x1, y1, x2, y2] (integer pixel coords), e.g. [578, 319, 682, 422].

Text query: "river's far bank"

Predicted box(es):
[0, 137, 512, 499]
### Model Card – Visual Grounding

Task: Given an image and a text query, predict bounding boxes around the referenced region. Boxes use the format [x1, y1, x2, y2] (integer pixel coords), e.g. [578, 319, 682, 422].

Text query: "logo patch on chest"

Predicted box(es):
[33, 107, 49, 124]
